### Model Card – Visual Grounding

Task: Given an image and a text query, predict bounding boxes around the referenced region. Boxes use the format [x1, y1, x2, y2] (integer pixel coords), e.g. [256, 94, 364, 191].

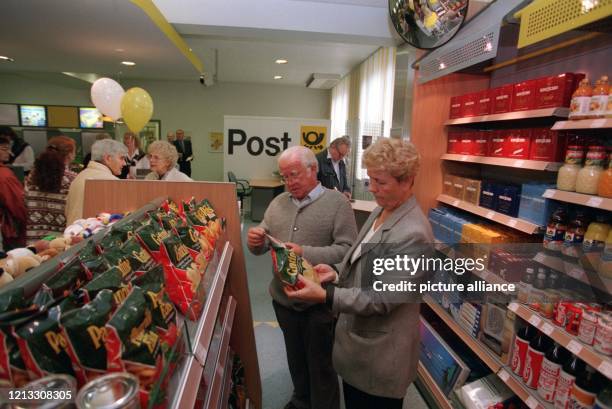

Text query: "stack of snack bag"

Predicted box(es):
[0, 197, 225, 408]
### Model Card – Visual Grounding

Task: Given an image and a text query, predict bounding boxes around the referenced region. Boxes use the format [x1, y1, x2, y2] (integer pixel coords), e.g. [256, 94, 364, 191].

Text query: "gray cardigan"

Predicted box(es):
[330, 196, 434, 398]
[248, 189, 358, 310]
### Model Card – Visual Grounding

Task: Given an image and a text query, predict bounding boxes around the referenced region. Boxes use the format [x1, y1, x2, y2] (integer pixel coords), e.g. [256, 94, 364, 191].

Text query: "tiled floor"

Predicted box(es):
[240, 219, 431, 409]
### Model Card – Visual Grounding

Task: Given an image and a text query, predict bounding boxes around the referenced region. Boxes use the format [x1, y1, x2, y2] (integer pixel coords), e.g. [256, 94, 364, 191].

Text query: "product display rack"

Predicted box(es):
[552, 118, 612, 130]
[508, 302, 612, 381]
[437, 194, 543, 234]
[444, 107, 569, 126]
[81, 179, 262, 409]
[219, 351, 235, 409]
[440, 154, 562, 172]
[416, 362, 453, 409]
[542, 189, 612, 212]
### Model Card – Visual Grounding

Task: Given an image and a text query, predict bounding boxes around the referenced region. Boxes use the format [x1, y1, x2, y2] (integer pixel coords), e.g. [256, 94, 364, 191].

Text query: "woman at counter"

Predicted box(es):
[285, 138, 433, 409]
[145, 141, 192, 182]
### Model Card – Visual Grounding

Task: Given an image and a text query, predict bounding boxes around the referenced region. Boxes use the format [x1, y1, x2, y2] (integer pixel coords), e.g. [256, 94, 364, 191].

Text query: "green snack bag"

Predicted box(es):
[269, 241, 319, 288]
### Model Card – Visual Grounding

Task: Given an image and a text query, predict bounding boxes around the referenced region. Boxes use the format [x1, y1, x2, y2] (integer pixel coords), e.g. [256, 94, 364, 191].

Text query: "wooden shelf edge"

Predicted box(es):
[497, 367, 550, 409]
[533, 252, 612, 294]
[445, 107, 569, 126]
[437, 194, 542, 234]
[552, 118, 612, 130]
[440, 154, 562, 171]
[509, 303, 612, 381]
[543, 189, 612, 212]
[417, 362, 454, 409]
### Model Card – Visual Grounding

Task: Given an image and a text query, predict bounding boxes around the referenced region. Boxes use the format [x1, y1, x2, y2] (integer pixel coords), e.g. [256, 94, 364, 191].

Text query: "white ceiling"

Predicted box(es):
[0, 0, 392, 86]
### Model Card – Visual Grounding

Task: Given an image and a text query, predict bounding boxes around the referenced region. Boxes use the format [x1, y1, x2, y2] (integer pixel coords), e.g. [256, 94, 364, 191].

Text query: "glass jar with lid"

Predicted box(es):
[576, 144, 606, 194]
[557, 144, 585, 191]
[598, 151, 612, 198]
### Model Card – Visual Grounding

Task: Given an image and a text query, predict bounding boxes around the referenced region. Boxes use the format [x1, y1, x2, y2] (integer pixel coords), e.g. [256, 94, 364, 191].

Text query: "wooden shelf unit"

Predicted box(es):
[444, 107, 569, 126]
[552, 118, 612, 130]
[82, 179, 262, 409]
[441, 154, 562, 172]
[509, 303, 612, 381]
[533, 252, 612, 294]
[437, 194, 543, 234]
[542, 189, 612, 212]
[416, 362, 454, 409]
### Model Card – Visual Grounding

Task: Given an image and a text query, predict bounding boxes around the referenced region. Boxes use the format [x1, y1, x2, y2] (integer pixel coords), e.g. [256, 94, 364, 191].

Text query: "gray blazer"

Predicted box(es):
[330, 195, 434, 398]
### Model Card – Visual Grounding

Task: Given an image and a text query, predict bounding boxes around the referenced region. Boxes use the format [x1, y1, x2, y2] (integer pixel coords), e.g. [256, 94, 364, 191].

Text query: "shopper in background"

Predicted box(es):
[0, 136, 27, 250]
[173, 129, 193, 177]
[0, 126, 34, 174]
[24, 136, 77, 244]
[65, 139, 127, 224]
[120, 132, 147, 179]
[247, 146, 358, 409]
[145, 140, 192, 182]
[286, 138, 433, 409]
[82, 132, 112, 168]
[316, 136, 352, 199]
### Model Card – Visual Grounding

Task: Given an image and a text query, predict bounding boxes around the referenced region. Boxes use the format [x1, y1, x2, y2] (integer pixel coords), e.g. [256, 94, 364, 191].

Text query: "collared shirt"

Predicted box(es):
[327, 150, 341, 181]
[290, 182, 325, 208]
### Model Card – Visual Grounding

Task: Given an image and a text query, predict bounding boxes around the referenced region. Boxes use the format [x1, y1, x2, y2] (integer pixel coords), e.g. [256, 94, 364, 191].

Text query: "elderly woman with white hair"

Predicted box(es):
[145, 140, 192, 181]
[65, 139, 127, 224]
[286, 138, 434, 409]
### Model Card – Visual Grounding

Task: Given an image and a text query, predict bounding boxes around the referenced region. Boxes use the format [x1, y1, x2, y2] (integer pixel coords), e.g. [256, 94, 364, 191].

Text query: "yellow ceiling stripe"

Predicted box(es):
[130, 0, 204, 73]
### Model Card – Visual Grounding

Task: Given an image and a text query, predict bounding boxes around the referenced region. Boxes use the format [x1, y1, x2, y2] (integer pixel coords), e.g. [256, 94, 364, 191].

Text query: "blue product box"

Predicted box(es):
[496, 184, 521, 217]
[518, 183, 555, 226]
[479, 181, 498, 210]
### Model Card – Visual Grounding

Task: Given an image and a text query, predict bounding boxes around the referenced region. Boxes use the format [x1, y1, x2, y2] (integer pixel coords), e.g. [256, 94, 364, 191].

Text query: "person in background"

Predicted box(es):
[0, 126, 34, 174]
[82, 132, 112, 168]
[173, 129, 193, 177]
[286, 138, 433, 409]
[25, 136, 77, 244]
[65, 139, 127, 224]
[120, 132, 146, 179]
[247, 146, 357, 409]
[166, 131, 176, 143]
[145, 140, 192, 181]
[0, 136, 27, 250]
[316, 136, 352, 199]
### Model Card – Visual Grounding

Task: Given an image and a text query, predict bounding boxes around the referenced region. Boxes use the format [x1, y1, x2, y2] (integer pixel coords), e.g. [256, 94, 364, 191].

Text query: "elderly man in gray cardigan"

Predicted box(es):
[248, 146, 357, 409]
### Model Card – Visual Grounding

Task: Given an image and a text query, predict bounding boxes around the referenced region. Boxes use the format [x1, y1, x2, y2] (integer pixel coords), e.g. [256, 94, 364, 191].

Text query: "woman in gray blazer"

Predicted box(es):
[286, 138, 434, 409]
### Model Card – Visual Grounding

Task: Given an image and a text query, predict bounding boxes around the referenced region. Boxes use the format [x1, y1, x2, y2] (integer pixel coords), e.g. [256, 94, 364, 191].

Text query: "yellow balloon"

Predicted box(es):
[120, 87, 153, 133]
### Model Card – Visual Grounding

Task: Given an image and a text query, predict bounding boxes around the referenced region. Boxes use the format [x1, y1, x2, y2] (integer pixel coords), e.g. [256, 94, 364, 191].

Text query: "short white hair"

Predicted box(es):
[278, 146, 318, 172]
[91, 139, 127, 161]
[148, 140, 179, 168]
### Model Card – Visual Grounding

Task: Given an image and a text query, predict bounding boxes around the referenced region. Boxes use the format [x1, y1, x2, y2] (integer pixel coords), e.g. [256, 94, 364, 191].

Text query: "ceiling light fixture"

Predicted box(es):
[115, 48, 125, 53]
[439, 62, 446, 70]
[274, 75, 283, 80]
[121, 61, 136, 66]
[484, 42, 493, 52]
[275, 59, 288, 64]
[0, 56, 15, 62]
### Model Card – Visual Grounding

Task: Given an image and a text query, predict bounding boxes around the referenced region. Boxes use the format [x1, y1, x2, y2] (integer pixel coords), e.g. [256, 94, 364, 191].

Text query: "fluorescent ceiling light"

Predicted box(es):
[0, 56, 15, 62]
[121, 61, 136, 66]
[274, 75, 283, 80]
[275, 59, 288, 64]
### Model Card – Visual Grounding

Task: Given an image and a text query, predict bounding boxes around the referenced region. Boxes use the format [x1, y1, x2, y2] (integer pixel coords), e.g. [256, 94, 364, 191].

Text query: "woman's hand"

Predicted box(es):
[285, 242, 303, 256]
[284, 276, 326, 303]
[313, 264, 337, 284]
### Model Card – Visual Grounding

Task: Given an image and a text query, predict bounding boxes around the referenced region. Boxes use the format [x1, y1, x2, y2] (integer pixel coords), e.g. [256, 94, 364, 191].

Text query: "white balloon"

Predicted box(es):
[90, 78, 125, 121]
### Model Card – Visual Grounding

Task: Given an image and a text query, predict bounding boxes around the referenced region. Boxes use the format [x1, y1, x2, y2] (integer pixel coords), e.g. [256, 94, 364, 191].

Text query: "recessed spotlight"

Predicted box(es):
[275, 59, 288, 64]
[121, 61, 136, 66]
[439, 62, 446, 70]
[0, 56, 15, 62]
[115, 48, 125, 53]
[484, 42, 493, 52]
[274, 75, 283, 80]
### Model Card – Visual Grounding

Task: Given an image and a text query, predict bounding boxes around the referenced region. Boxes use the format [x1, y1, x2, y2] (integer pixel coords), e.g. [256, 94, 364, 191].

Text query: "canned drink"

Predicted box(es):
[18, 375, 77, 409]
[578, 309, 598, 345]
[595, 312, 612, 356]
[554, 301, 570, 327]
[566, 303, 584, 335]
[76, 373, 140, 409]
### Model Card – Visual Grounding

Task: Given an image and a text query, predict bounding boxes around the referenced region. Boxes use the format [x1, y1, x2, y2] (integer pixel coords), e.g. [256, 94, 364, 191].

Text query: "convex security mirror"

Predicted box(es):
[389, 0, 469, 49]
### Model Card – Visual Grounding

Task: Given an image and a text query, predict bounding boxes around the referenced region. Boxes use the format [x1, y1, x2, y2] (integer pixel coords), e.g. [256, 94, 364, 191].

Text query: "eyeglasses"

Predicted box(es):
[279, 168, 310, 183]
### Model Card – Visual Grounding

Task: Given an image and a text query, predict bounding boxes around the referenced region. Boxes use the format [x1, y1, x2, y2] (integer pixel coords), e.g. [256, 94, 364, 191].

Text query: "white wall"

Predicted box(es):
[0, 72, 331, 181]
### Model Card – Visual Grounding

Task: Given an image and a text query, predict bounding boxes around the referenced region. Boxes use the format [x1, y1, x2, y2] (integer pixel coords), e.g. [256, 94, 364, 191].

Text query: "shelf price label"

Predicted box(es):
[452, 200, 460, 207]
[486, 211, 495, 219]
[529, 315, 541, 328]
[598, 361, 612, 379]
[586, 197, 603, 208]
[526, 396, 539, 409]
[542, 190, 554, 199]
[534, 253, 545, 263]
[498, 370, 510, 382]
[508, 219, 518, 228]
[590, 119, 606, 128]
[509, 303, 519, 312]
[567, 340, 583, 355]
[461, 155, 469, 161]
[514, 160, 525, 167]
[541, 323, 555, 336]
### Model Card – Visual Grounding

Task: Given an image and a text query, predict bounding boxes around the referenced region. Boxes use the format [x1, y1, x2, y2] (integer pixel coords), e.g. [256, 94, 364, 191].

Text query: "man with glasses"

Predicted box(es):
[316, 136, 352, 199]
[65, 139, 127, 224]
[247, 146, 357, 409]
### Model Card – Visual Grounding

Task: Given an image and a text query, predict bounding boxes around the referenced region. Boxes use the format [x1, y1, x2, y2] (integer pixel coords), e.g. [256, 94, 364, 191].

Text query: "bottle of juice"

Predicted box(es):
[589, 75, 609, 118]
[544, 207, 569, 253]
[557, 144, 585, 191]
[581, 216, 610, 271]
[598, 151, 612, 198]
[570, 79, 593, 120]
[577, 144, 606, 194]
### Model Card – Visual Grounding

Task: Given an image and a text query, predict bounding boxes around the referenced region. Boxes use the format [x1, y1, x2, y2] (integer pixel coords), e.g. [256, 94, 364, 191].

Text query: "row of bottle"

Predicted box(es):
[557, 144, 611, 197]
[544, 207, 611, 278]
[569, 75, 612, 120]
[511, 326, 611, 408]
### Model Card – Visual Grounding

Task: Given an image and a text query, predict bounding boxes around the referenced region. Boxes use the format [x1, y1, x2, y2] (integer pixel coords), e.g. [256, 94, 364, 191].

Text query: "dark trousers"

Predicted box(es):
[343, 381, 403, 409]
[273, 301, 339, 409]
[178, 161, 191, 176]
